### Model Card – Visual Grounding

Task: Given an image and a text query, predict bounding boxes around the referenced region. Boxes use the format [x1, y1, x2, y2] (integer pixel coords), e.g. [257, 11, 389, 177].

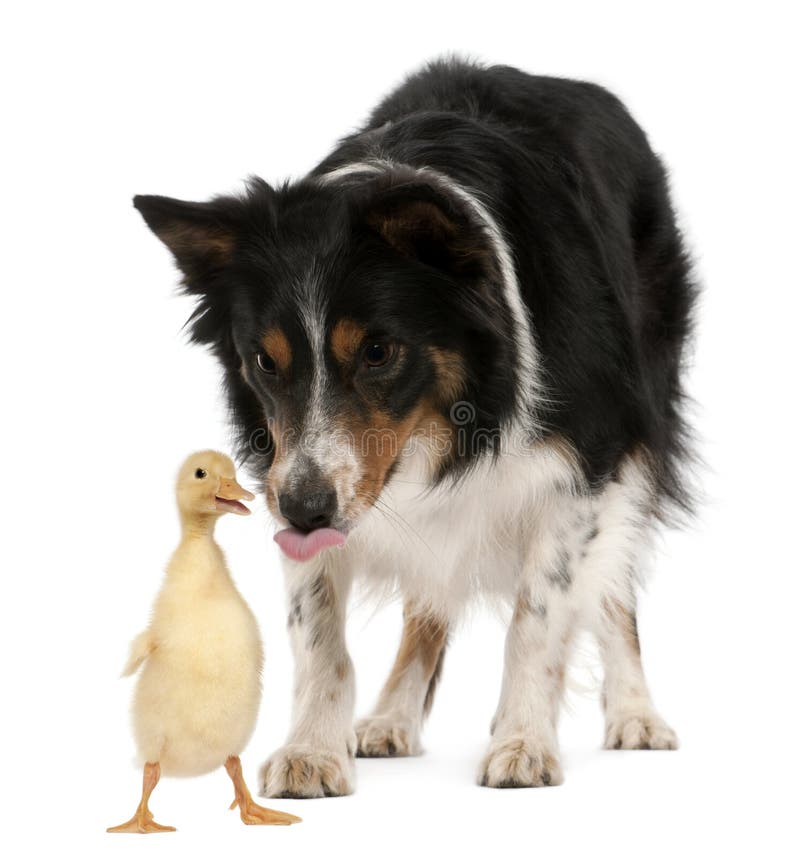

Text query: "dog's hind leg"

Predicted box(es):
[597, 597, 678, 750]
[585, 454, 679, 750]
[355, 603, 448, 757]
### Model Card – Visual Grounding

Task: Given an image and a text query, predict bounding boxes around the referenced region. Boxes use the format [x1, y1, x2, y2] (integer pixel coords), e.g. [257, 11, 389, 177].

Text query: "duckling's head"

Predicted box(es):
[176, 451, 255, 518]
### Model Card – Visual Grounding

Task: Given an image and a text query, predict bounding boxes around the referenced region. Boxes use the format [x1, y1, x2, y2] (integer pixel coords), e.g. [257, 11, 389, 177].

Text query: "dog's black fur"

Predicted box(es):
[135, 58, 695, 514]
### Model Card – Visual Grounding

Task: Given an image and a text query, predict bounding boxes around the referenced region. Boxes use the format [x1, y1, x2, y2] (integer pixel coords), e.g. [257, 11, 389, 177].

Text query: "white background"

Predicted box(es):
[2, 2, 798, 855]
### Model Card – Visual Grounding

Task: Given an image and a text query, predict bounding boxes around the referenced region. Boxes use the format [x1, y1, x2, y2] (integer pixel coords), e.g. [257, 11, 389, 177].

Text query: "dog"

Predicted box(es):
[134, 58, 695, 796]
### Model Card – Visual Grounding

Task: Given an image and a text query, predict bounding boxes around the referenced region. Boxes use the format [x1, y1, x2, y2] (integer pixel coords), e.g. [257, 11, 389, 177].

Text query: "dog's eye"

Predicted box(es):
[195, 468, 207, 479]
[256, 352, 277, 375]
[362, 342, 395, 369]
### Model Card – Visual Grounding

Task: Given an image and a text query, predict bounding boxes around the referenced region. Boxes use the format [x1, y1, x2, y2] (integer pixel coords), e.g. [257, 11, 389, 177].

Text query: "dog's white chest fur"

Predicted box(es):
[346, 436, 584, 614]
[342, 435, 654, 633]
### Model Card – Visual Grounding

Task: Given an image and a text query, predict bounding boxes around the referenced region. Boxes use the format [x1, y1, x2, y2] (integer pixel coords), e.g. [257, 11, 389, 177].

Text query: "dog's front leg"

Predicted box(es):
[479, 537, 576, 788]
[260, 558, 356, 798]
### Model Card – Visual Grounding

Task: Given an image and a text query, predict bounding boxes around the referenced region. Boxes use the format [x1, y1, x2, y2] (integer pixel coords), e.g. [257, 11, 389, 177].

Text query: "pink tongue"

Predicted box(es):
[274, 527, 347, 561]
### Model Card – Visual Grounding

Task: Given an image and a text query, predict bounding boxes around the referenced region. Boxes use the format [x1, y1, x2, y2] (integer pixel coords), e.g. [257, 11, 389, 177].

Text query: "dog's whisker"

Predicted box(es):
[361, 492, 427, 551]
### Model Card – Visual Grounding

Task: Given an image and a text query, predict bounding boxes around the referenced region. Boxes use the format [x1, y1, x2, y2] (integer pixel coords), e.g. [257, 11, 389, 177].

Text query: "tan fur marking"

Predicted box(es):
[262, 328, 292, 373]
[265, 481, 279, 518]
[161, 223, 235, 265]
[264, 417, 289, 517]
[513, 590, 532, 622]
[341, 401, 453, 508]
[542, 434, 582, 474]
[603, 598, 641, 655]
[330, 318, 367, 367]
[429, 346, 467, 403]
[383, 608, 448, 697]
[368, 200, 458, 258]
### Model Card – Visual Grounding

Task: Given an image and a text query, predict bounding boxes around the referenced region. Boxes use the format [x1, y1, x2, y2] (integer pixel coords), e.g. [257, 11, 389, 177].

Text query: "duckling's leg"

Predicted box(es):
[225, 756, 302, 826]
[107, 761, 176, 834]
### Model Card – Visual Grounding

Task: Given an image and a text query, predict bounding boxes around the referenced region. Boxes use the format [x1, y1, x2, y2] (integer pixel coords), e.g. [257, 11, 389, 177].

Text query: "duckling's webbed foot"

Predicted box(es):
[107, 762, 176, 834]
[106, 812, 176, 834]
[225, 756, 302, 826]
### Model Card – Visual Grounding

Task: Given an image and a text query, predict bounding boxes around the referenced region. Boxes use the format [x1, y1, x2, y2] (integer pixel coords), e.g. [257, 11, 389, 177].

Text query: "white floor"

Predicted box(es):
[5, 2, 797, 854]
[88, 525, 792, 856]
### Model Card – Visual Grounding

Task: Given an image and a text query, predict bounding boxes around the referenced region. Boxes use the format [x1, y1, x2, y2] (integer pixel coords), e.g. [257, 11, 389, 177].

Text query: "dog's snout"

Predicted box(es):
[278, 488, 337, 532]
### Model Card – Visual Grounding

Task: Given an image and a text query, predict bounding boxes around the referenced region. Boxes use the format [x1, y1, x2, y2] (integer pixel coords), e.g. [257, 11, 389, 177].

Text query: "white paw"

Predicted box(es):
[478, 735, 563, 788]
[259, 743, 355, 798]
[604, 709, 678, 750]
[355, 714, 422, 757]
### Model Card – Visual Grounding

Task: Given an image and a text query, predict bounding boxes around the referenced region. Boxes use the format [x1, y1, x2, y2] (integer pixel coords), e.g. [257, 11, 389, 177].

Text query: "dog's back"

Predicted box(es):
[318, 59, 695, 508]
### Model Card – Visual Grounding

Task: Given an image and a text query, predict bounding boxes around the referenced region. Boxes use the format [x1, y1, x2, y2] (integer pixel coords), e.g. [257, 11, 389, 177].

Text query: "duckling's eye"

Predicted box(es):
[257, 352, 277, 375]
[195, 468, 207, 479]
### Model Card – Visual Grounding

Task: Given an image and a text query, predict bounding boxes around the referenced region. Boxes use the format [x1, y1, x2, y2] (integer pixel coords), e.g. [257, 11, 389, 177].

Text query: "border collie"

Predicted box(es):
[134, 58, 695, 796]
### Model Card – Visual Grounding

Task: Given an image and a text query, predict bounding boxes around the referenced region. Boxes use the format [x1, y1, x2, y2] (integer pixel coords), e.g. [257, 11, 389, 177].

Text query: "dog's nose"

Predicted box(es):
[278, 488, 338, 532]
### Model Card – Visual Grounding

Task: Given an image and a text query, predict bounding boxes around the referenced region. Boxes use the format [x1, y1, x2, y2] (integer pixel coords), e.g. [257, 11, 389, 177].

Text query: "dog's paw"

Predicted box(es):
[355, 714, 422, 757]
[604, 709, 678, 750]
[478, 735, 563, 788]
[259, 743, 355, 798]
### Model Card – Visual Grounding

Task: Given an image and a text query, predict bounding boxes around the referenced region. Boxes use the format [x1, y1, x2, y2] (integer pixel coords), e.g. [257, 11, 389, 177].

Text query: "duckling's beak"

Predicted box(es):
[215, 477, 256, 516]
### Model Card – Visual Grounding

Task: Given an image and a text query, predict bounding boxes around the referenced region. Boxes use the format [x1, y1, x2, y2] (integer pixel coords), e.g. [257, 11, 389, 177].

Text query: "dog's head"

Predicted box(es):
[135, 166, 519, 556]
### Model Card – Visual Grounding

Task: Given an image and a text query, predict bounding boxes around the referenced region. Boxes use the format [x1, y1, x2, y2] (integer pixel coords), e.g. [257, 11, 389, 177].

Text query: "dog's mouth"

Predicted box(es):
[273, 526, 347, 561]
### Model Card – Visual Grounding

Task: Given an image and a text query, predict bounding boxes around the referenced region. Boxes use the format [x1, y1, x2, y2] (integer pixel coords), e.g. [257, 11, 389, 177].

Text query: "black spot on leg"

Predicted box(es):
[579, 517, 600, 560]
[308, 622, 326, 649]
[306, 573, 335, 650]
[546, 549, 572, 591]
[516, 588, 548, 620]
[287, 573, 334, 649]
[308, 573, 332, 611]
[287, 591, 303, 629]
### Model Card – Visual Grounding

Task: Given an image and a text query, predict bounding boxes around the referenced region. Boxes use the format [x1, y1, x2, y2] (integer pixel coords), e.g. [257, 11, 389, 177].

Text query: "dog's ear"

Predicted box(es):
[133, 194, 240, 286]
[364, 182, 491, 278]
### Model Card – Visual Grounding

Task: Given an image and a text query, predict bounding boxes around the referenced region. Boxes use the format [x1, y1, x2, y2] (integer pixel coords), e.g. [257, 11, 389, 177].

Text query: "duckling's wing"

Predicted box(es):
[121, 630, 155, 677]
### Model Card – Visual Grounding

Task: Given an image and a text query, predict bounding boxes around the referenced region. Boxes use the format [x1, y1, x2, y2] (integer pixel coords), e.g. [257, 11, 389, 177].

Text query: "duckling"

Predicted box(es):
[108, 450, 301, 833]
